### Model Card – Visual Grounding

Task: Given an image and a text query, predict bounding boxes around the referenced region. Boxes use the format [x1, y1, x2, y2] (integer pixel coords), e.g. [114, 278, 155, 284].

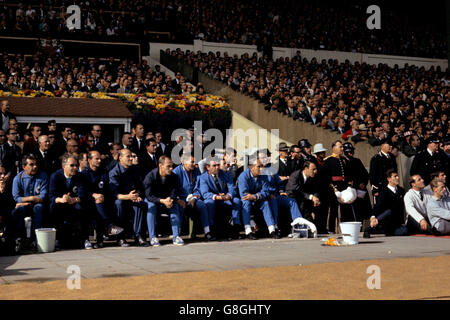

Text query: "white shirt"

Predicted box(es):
[302, 172, 314, 200]
[387, 184, 397, 194]
[404, 188, 427, 224]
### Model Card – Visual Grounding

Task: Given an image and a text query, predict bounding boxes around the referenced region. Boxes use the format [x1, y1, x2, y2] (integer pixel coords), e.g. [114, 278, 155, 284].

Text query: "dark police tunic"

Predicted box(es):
[369, 151, 397, 193]
[410, 149, 447, 185]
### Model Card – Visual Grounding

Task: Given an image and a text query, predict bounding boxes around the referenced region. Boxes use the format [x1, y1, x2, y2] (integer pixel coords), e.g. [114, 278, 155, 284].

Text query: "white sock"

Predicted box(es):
[268, 225, 275, 233]
[245, 225, 252, 235]
[204, 226, 210, 234]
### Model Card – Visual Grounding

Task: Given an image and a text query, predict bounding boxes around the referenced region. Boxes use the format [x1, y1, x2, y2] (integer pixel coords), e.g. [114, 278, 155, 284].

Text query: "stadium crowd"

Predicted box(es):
[0, 0, 446, 58]
[174, 49, 449, 157]
[0, 52, 199, 95]
[0, 104, 449, 254]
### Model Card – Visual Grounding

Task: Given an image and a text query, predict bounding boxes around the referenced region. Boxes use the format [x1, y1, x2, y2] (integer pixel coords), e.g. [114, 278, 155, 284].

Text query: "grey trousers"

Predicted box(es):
[436, 220, 450, 235]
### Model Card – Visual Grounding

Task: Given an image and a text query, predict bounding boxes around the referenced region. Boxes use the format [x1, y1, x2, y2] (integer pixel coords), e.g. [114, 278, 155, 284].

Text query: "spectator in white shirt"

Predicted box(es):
[403, 175, 431, 234]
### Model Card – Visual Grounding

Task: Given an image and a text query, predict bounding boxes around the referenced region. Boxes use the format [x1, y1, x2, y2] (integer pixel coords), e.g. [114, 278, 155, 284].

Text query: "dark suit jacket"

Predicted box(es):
[2, 142, 21, 176]
[276, 158, 291, 177]
[49, 169, 86, 212]
[91, 137, 110, 155]
[372, 185, 405, 228]
[33, 147, 60, 176]
[131, 136, 146, 157]
[140, 152, 158, 176]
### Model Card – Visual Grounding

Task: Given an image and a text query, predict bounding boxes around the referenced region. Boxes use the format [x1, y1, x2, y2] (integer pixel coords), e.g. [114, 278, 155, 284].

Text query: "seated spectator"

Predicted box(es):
[427, 180, 450, 235]
[364, 169, 408, 238]
[11, 154, 48, 251]
[49, 153, 92, 249]
[404, 175, 431, 235]
[109, 149, 148, 247]
[143, 155, 185, 246]
[199, 156, 242, 240]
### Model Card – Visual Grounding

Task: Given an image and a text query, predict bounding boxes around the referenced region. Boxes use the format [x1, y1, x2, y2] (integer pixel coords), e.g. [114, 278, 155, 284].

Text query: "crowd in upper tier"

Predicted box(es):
[0, 0, 447, 58]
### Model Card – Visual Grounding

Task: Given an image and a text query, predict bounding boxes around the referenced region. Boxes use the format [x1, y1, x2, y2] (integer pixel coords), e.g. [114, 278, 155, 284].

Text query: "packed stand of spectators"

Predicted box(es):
[0, 52, 203, 95]
[1, 101, 450, 255]
[175, 48, 449, 156]
[0, 0, 447, 58]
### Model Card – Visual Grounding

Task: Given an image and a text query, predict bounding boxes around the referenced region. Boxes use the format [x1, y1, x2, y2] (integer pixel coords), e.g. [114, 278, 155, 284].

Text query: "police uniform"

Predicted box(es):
[369, 151, 397, 200]
[410, 148, 446, 185]
[321, 153, 353, 233]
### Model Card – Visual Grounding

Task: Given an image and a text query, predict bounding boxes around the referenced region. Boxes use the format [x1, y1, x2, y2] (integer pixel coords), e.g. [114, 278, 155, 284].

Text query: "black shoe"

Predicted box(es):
[270, 230, 281, 239]
[94, 241, 104, 249]
[118, 239, 130, 247]
[246, 232, 258, 240]
[205, 232, 216, 241]
[363, 227, 371, 239]
[135, 236, 149, 247]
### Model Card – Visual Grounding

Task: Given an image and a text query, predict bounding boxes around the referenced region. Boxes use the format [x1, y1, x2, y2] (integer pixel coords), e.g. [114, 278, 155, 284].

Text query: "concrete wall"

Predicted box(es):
[150, 40, 448, 69]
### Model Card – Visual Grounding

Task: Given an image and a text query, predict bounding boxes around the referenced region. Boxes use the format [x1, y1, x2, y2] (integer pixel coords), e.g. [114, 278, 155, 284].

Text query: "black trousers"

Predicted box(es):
[51, 203, 91, 248]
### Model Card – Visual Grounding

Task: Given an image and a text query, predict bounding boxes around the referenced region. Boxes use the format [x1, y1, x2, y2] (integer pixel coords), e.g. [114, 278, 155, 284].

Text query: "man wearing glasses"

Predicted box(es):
[91, 125, 109, 156]
[49, 153, 92, 250]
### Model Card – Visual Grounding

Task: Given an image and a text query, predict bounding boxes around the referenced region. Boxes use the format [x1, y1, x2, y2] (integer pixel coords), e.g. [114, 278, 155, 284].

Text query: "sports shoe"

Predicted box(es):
[270, 230, 281, 239]
[14, 238, 22, 253]
[84, 240, 93, 250]
[135, 235, 150, 247]
[150, 237, 160, 247]
[173, 236, 184, 246]
[108, 225, 124, 236]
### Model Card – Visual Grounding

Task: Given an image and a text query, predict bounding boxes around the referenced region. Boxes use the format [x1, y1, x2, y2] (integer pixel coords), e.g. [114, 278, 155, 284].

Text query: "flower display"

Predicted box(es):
[0, 90, 230, 116]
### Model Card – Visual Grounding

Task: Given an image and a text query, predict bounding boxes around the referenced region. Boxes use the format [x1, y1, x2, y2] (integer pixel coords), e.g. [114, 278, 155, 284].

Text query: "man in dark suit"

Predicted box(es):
[109, 149, 148, 247]
[90, 124, 109, 156]
[33, 135, 59, 176]
[199, 156, 242, 240]
[2, 129, 21, 179]
[288, 144, 303, 174]
[53, 126, 72, 158]
[369, 140, 397, 201]
[140, 138, 159, 176]
[285, 161, 323, 232]
[364, 169, 408, 237]
[49, 153, 93, 249]
[143, 155, 185, 246]
[131, 123, 146, 157]
[276, 142, 292, 179]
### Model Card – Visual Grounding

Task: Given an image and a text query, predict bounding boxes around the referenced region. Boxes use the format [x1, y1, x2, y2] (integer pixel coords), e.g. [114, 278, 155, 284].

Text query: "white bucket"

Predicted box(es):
[35, 228, 57, 253]
[339, 222, 362, 245]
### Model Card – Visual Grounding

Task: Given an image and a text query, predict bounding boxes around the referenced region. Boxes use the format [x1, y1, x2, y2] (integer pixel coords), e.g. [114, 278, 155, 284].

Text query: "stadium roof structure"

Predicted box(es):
[5, 97, 133, 134]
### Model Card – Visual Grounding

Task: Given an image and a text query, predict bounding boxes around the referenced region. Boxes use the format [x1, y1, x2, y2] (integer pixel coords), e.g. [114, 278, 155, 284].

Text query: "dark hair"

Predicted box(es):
[331, 140, 342, 148]
[289, 145, 299, 153]
[145, 138, 157, 147]
[386, 169, 397, 180]
[22, 154, 37, 166]
[303, 161, 314, 170]
[132, 123, 144, 130]
[408, 175, 420, 187]
[430, 171, 444, 181]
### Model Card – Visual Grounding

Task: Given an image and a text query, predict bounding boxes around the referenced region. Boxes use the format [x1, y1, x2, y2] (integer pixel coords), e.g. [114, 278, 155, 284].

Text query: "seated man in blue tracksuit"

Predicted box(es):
[198, 156, 242, 240]
[237, 155, 274, 240]
[81, 150, 123, 248]
[172, 154, 212, 240]
[109, 149, 148, 247]
[143, 155, 185, 246]
[11, 154, 48, 250]
[257, 149, 305, 238]
[49, 153, 92, 249]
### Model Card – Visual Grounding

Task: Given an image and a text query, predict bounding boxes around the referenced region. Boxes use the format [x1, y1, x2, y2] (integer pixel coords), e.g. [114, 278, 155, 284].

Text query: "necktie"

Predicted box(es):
[419, 191, 423, 201]
[43, 151, 47, 159]
[212, 174, 222, 192]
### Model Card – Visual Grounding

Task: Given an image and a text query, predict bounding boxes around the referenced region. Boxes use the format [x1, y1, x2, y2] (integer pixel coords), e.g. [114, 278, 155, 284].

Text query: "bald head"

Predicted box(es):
[119, 148, 133, 168]
[38, 135, 50, 151]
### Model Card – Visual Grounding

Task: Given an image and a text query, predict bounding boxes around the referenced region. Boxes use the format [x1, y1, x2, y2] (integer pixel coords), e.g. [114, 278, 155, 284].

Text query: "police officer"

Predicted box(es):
[410, 137, 446, 185]
[81, 150, 123, 248]
[343, 142, 371, 222]
[109, 149, 148, 247]
[369, 140, 397, 202]
[49, 153, 91, 249]
[321, 140, 354, 233]
[298, 139, 318, 166]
